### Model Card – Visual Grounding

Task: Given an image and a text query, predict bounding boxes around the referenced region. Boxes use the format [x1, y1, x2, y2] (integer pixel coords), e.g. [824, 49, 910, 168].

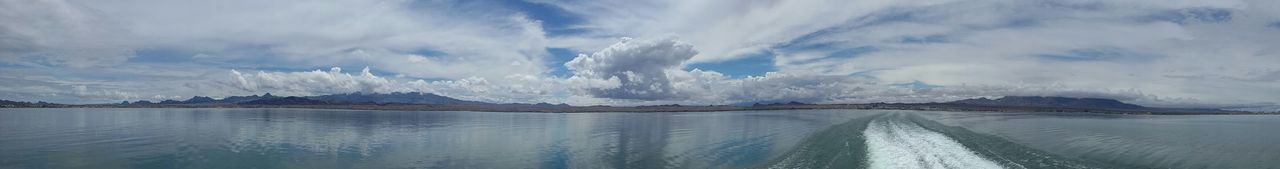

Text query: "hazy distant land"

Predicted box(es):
[1, 93, 1271, 115]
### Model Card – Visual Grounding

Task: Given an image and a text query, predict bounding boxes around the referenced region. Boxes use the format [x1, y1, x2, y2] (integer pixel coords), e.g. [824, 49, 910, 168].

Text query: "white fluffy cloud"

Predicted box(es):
[3, 0, 1279, 111]
[765, 0, 1280, 105]
[406, 74, 566, 104]
[564, 37, 696, 100]
[557, 38, 1188, 107]
[2, 0, 552, 79]
[228, 67, 400, 96]
[224, 67, 567, 104]
[560, 38, 881, 104]
[528, 0, 1279, 108]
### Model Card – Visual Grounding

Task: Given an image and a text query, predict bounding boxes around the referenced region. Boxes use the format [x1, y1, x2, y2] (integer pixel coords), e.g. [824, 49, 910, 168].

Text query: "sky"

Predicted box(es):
[1, 0, 1278, 110]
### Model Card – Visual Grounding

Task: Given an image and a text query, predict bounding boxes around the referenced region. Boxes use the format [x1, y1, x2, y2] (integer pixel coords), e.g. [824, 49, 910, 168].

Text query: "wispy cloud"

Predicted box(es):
[1, 0, 1278, 110]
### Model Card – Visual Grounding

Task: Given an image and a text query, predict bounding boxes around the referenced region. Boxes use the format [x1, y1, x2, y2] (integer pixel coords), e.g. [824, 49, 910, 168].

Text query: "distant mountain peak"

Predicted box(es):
[950, 96, 1146, 109]
[306, 92, 484, 105]
[241, 96, 327, 105]
[183, 96, 216, 104]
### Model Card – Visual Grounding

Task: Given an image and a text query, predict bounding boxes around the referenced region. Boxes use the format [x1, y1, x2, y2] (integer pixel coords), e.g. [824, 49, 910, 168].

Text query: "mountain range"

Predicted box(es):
[124, 93, 1198, 111]
[945, 96, 1239, 114]
[129, 92, 486, 105]
[5, 93, 1257, 114]
[0, 99, 61, 108]
[948, 96, 1147, 110]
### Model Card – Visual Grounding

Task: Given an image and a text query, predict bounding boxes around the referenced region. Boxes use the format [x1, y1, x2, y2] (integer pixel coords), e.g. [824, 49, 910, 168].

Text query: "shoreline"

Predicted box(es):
[5, 103, 1271, 115]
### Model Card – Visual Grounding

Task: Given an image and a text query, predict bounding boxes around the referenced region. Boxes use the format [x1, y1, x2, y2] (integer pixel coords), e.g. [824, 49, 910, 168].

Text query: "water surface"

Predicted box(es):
[2, 108, 1278, 169]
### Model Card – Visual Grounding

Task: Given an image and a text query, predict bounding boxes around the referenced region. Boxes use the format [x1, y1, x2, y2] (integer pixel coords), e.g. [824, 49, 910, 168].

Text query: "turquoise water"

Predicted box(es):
[1, 108, 1278, 169]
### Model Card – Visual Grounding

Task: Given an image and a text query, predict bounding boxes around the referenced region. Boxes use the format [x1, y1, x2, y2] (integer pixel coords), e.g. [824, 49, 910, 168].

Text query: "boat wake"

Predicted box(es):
[760, 112, 1117, 169]
[863, 116, 1005, 169]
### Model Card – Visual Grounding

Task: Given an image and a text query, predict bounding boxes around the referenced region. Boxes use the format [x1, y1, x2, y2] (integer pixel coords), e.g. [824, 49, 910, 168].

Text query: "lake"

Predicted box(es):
[2, 108, 1278, 169]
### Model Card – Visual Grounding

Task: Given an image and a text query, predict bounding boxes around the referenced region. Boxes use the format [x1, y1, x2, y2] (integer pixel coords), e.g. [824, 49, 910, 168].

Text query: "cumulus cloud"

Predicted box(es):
[715, 72, 873, 103]
[3, 0, 1280, 109]
[227, 67, 401, 96]
[406, 74, 566, 103]
[559, 38, 880, 103]
[532, 0, 1280, 107]
[773, 0, 1280, 104]
[224, 67, 566, 104]
[565, 37, 696, 100]
[0, 74, 155, 103]
[556, 37, 1259, 107]
[70, 85, 139, 100]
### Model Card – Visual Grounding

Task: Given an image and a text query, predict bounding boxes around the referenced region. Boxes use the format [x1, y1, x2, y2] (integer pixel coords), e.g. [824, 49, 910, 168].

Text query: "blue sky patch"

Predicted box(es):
[129, 48, 198, 63]
[777, 41, 841, 52]
[0, 60, 33, 68]
[1036, 48, 1160, 62]
[686, 52, 776, 78]
[545, 48, 578, 77]
[409, 48, 448, 57]
[1144, 8, 1232, 24]
[1037, 0, 1106, 11]
[1038, 48, 1122, 61]
[781, 46, 880, 66]
[849, 68, 893, 79]
[505, 0, 587, 36]
[828, 46, 880, 59]
[891, 80, 941, 90]
[898, 35, 947, 44]
[781, 10, 917, 49]
[1003, 18, 1040, 28]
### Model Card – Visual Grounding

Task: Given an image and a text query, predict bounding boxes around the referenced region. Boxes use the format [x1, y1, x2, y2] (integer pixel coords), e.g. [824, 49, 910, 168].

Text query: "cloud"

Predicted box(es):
[219, 39, 880, 105]
[2, 0, 1279, 109]
[225, 66, 566, 104]
[0, 0, 138, 68]
[406, 74, 567, 103]
[227, 67, 401, 96]
[558, 37, 1163, 105]
[2, 0, 554, 79]
[214, 33, 1274, 108]
[535, 0, 1277, 106]
[544, 0, 1024, 63]
[0, 75, 152, 103]
[717, 72, 873, 103]
[565, 37, 696, 100]
[71, 85, 140, 101]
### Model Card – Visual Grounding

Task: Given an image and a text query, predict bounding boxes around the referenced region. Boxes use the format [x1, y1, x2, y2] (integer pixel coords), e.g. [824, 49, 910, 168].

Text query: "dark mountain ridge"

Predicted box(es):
[9, 94, 1259, 114]
[0, 99, 62, 108]
[122, 92, 486, 105]
[949, 96, 1147, 109]
[241, 96, 329, 105]
[305, 92, 485, 105]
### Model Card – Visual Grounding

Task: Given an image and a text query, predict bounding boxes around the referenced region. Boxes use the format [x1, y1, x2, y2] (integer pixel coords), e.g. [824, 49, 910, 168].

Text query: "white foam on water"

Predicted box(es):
[863, 117, 1006, 169]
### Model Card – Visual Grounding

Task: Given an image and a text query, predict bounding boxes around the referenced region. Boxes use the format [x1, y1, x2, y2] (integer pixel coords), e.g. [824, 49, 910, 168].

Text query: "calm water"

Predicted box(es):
[1, 108, 1278, 169]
